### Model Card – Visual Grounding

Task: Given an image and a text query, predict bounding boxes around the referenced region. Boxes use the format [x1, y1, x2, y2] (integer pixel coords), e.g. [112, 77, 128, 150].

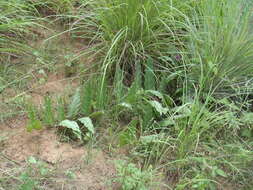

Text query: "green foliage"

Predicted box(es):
[2, 0, 253, 189]
[97, 75, 109, 110]
[42, 95, 55, 126]
[187, 0, 253, 94]
[26, 103, 42, 132]
[19, 156, 51, 190]
[67, 88, 81, 119]
[81, 79, 94, 115]
[56, 97, 66, 122]
[144, 58, 156, 90]
[58, 116, 95, 142]
[78, 117, 95, 135]
[59, 119, 83, 141]
[0, 0, 36, 61]
[115, 160, 154, 190]
[28, 0, 76, 15]
[19, 173, 37, 190]
[72, 0, 180, 89]
[119, 118, 138, 146]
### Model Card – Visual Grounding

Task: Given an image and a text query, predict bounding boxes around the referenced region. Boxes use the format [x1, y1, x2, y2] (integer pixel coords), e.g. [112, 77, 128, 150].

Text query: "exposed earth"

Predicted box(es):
[0, 116, 118, 190]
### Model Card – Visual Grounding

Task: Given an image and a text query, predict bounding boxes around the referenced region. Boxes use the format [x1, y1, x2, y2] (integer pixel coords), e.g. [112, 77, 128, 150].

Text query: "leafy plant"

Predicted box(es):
[58, 117, 95, 142]
[19, 156, 51, 190]
[115, 160, 154, 190]
[56, 96, 66, 122]
[26, 103, 42, 132]
[42, 95, 55, 126]
[81, 79, 94, 115]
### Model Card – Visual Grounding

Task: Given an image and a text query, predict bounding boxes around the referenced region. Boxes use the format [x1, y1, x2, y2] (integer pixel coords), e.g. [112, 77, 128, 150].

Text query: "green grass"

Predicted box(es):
[186, 0, 253, 95]
[0, 0, 36, 58]
[1, 0, 253, 189]
[71, 0, 183, 86]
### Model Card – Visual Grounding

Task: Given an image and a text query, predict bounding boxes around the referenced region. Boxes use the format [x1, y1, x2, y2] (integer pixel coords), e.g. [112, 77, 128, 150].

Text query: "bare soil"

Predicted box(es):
[0, 24, 119, 190]
[0, 117, 118, 190]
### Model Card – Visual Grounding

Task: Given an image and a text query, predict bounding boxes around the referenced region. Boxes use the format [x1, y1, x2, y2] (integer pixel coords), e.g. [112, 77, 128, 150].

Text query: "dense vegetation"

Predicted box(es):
[1, 0, 253, 189]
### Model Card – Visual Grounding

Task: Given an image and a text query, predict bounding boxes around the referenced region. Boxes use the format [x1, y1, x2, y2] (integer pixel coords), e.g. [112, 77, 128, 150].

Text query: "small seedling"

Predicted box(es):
[26, 103, 42, 132]
[42, 95, 55, 126]
[115, 160, 154, 190]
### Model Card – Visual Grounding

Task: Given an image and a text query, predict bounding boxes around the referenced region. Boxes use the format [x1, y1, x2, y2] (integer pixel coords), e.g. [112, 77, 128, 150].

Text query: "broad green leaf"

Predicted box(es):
[215, 169, 228, 177]
[59, 120, 82, 140]
[145, 90, 164, 99]
[159, 118, 175, 127]
[118, 102, 133, 110]
[148, 100, 169, 115]
[89, 111, 105, 120]
[78, 117, 95, 134]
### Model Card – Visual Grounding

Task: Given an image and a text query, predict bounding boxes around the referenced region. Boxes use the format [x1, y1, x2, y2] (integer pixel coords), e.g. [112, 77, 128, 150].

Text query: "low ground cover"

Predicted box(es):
[0, 0, 253, 189]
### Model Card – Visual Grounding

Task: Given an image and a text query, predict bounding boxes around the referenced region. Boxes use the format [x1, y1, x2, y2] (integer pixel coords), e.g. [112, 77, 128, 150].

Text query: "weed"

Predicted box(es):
[42, 95, 55, 126]
[26, 103, 42, 132]
[0, 0, 37, 59]
[58, 116, 95, 142]
[115, 160, 155, 190]
[56, 96, 66, 122]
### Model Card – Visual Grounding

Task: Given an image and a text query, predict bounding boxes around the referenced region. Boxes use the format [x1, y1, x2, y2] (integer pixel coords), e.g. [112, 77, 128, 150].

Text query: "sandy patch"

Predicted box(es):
[0, 118, 117, 190]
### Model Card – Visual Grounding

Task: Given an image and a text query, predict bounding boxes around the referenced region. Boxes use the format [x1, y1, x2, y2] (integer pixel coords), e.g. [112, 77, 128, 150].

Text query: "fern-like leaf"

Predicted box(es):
[67, 88, 81, 119]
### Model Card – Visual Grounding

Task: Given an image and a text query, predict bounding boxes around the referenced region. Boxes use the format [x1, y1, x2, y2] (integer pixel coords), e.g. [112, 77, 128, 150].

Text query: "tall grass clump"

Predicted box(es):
[0, 0, 37, 61]
[27, 0, 76, 16]
[72, 0, 184, 86]
[186, 0, 253, 95]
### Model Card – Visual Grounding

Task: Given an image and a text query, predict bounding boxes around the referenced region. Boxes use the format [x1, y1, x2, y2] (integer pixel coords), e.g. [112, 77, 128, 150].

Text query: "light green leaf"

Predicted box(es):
[33, 120, 42, 130]
[118, 102, 133, 110]
[40, 167, 49, 176]
[59, 120, 82, 140]
[26, 120, 42, 132]
[140, 134, 165, 144]
[146, 90, 163, 99]
[241, 128, 252, 138]
[78, 117, 95, 134]
[148, 100, 169, 115]
[242, 112, 253, 124]
[89, 111, 104, 120]
[159, 118, 175, 126]
[216, 169, 227, 177]
[28, 156, 37, 164]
